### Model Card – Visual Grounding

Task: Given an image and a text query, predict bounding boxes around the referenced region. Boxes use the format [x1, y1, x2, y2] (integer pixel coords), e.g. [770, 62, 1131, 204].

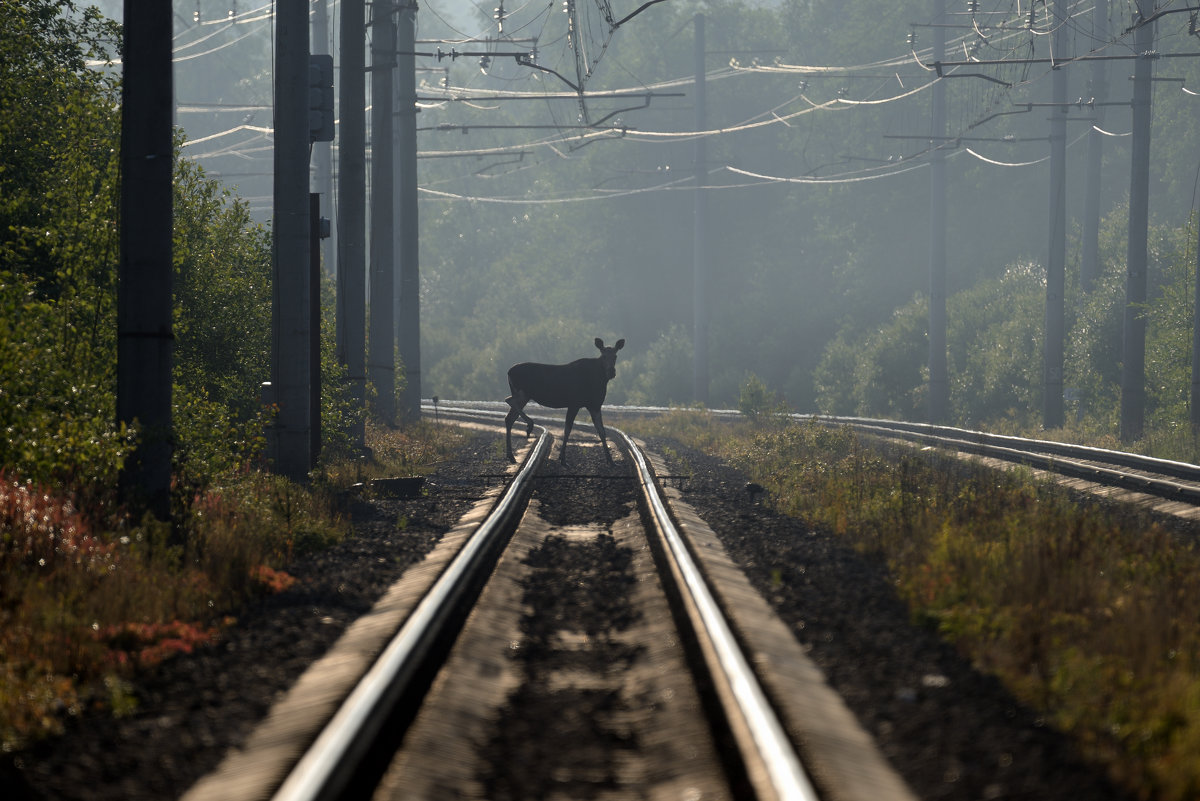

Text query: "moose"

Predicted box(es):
[505, 337, 625, 464]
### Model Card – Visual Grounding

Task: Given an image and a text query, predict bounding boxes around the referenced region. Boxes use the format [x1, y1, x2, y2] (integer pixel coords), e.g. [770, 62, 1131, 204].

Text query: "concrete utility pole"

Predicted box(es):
[1193, 212, 1200, 429]
[1120, 3, 1154, 443]
[118, 0, 173, 519]
[313, 0, 336, 277]
[1080, 0, 1108, 293]
[693, 13, 709, 406]
[1044, 0, 1068, 429]
[928, 0, 948, 423]
[369, 1, 397, 424]
[338, 0, 367, 449]
[310, 193, 322, 461]
[270, 1, 314, 478]
[395, 0, 421, 422]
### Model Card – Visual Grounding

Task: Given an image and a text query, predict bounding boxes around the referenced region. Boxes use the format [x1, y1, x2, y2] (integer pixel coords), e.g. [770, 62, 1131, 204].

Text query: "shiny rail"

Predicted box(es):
[271, 428, 553, 801]
[795, 414, 1200, 505]
[618, 429, 818, 801]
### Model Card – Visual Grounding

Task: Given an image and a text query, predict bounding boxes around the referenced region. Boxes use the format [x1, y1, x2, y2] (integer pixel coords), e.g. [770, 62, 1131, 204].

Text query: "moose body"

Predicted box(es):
[505, 337, 625, 464]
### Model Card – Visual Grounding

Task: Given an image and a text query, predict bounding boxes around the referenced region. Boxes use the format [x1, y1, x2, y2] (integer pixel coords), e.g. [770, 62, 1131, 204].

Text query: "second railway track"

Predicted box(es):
[434, 401, 1200, 519]
[187, 417, 913, 801]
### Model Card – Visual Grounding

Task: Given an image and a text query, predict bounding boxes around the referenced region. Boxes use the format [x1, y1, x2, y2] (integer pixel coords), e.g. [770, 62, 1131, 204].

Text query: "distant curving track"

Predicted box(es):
[181, 401, 1191, 801]
[431, 400, 1200, 513]
[793, 414, 1200, 508]
[189, 407, 915, 801]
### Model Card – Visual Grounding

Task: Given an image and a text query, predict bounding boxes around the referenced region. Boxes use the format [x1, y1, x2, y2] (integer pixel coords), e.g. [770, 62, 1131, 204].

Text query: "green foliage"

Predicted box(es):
[172, 155, 272, 419]
[738, 372, 788, 418]
[1063, 205, 1193, 435]
[947, 262, 1045, 427]
[172, 388, 269, 484]
[0, 272, 133, 487]
[0, 1, 121, 301]
[168, 154, 279, 486]
[814, 297, 928, 420]
[0, 1, 127, 487]
[623, 324, 693, 406]
[816, 205, 1200, 445]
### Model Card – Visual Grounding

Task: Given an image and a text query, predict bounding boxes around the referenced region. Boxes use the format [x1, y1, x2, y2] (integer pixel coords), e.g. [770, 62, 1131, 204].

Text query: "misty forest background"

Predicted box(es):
[323, 0, 1198, 443]
[9, 0, 1200, 493]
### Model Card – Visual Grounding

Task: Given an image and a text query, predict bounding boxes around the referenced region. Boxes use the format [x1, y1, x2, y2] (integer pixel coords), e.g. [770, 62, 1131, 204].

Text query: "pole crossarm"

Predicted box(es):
[416, 91, 684, 102]
[933, 51, 1200, 73]
[515, 55, 581, 93]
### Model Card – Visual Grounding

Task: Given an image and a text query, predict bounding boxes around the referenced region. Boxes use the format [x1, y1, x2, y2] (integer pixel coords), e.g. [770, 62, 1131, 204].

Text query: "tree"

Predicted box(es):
[0, 0, 127, 487]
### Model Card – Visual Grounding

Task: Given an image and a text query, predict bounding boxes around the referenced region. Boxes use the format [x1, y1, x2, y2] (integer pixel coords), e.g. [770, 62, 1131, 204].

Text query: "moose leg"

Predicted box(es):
[561, 406, 580, 464]
[589, 406, 613, 463]
[504, 394, 528, 463]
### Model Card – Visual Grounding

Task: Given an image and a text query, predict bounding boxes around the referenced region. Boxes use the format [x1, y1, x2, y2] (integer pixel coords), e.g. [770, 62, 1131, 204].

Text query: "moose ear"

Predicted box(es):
[614, 338, 625, 351]
[595, 337, 604, 350]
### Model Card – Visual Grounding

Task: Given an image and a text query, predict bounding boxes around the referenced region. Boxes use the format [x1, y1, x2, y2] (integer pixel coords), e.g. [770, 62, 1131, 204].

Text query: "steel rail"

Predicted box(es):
[271, 428, 553, 801]
[808, 414, 1200, 480]
[794, 414, 1200, 504]
[616, 428, 819, 801]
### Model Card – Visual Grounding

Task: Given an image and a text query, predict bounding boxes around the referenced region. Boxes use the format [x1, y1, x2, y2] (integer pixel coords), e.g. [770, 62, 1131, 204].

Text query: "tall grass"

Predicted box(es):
[0, 467, 341, 752]
[630, 410, 1200, 801]
[0, 419, 463, 754]
[320, 419, 465, 488]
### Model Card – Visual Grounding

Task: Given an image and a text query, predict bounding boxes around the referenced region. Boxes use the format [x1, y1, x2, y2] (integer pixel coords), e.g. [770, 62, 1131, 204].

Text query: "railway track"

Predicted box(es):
[432, 400, 1200, 518]
[794, 414, 1200, 510]
[186, 413, 915, 801]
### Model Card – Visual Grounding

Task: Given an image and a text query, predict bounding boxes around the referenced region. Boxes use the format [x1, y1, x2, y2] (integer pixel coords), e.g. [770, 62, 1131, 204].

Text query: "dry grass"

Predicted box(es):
[627, 409, 1200, 801]
[321, 419, 465, 489]
[0, 468, 340, 751]
[0, 419, 460, 754]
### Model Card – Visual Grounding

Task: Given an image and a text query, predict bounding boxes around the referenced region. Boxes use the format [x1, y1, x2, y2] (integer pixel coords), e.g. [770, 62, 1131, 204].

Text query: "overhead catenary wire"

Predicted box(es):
[158, 0, 1194, 208]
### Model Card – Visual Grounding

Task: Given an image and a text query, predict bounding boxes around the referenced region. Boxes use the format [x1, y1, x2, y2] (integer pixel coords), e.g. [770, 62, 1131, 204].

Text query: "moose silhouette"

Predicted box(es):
[504, 338, 625, 464]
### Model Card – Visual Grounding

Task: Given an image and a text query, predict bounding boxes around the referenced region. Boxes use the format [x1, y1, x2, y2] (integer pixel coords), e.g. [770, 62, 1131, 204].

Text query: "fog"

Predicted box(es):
[100, 0, 1200, 415]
